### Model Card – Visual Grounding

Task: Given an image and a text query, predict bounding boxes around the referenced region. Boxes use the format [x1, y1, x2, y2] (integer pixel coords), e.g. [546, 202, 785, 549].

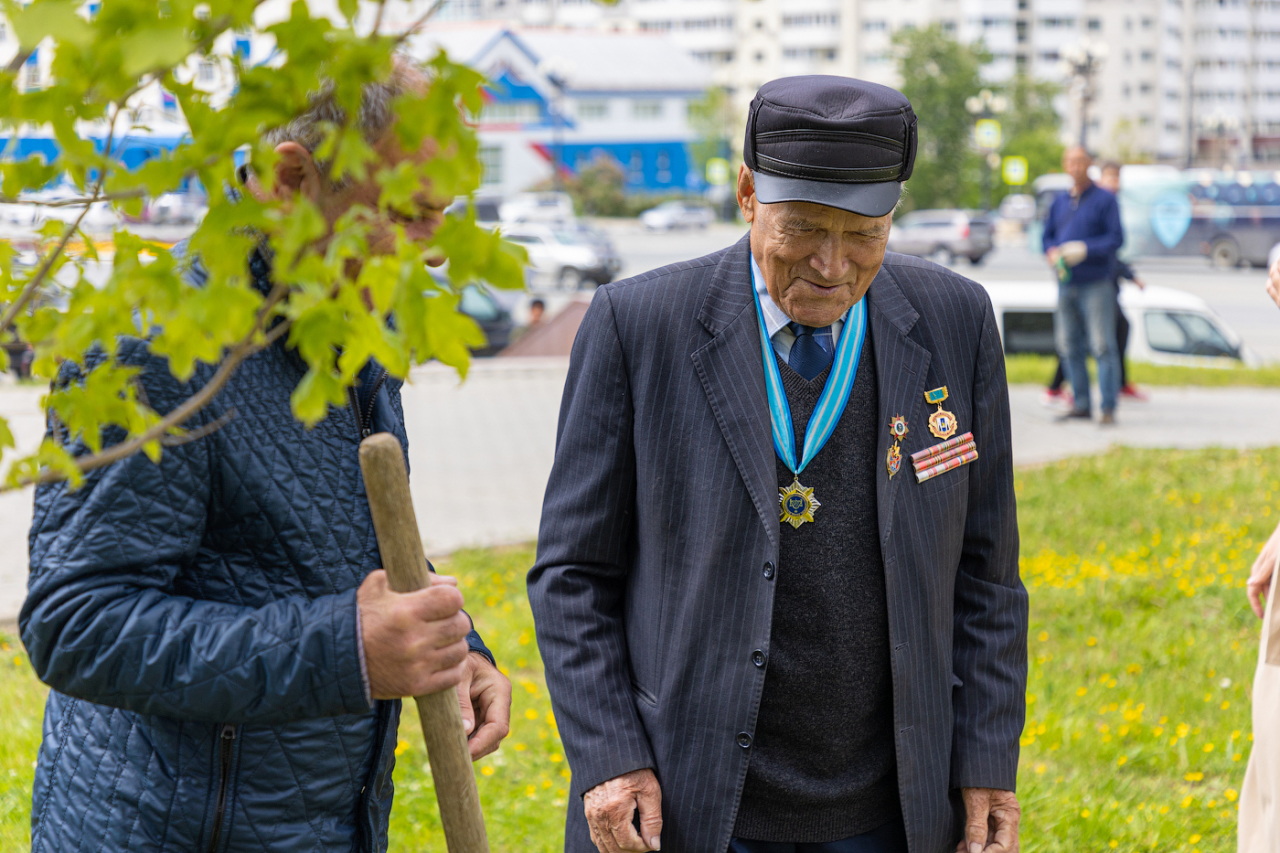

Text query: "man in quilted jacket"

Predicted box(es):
[20, 58, 511, 852]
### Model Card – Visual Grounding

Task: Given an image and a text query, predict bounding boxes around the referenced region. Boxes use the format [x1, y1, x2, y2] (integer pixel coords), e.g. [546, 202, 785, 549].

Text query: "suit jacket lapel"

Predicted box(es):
[869, 265, 931, 548]
[690, 235, 781, 547]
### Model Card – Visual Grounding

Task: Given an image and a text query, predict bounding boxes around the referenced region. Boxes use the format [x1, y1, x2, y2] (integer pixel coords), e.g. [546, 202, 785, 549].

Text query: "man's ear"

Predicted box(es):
[736, 164, 757, 225]
[272, 141, 324, 203]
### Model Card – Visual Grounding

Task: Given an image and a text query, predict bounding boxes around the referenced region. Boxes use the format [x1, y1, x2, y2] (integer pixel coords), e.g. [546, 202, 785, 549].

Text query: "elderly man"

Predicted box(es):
[1042, 146, 1125, 425]
[529, 77, 1027, 853]
[21, 59, 511, 852]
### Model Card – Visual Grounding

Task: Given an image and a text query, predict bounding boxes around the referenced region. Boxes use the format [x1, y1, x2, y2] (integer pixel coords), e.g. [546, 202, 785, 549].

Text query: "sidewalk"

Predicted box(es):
[3, 369, 1280, 621]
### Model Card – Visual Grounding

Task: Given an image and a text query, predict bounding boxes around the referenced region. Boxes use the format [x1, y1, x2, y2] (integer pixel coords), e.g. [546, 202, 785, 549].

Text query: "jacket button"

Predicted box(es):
[763, 561, 775, 579]
[751, 650, 766, 667]
[736, 732, 752, 749]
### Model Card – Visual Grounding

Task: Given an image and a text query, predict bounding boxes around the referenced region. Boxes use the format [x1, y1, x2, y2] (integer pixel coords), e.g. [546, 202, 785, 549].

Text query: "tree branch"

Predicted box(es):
[0, 283, 293, 493]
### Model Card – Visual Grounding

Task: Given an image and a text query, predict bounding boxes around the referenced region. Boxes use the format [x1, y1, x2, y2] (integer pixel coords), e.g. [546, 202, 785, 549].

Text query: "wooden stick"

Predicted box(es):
[359, 433, 490, 853]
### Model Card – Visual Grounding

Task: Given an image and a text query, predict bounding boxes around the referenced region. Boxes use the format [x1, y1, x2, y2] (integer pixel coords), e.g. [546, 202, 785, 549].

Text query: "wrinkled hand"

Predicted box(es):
[1268, 258, 1280, 309]
[1046, 246, 1062, 266]
[457, 652, 511, 760]
[583, 768, 662, 853]
[956, 787, 1020, 853]
[1248, 519, 1280, 619]
[358, 570, 472, 700]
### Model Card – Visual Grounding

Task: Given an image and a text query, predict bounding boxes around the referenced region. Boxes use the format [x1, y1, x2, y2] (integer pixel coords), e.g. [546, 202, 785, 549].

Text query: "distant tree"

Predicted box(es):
[994, 73, 1065, 204]
[687, 86, 737, 180]
[892, 24, 989, 212]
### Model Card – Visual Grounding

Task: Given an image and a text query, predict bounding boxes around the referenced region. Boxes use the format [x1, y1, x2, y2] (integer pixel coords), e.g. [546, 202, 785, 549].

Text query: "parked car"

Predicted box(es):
[888, 209, 995, 265]
[561, 222, 622, 280]
[997, 193, 1037, 227]
[501, 223, 615, 289]
[458, 283, 514, 356]
[640, 200, 715, 231]
[147, 192, 208, 225]
[500, 192, 575, 224]
[979, 279, 1259, 367]
[445, 194, 502, 227]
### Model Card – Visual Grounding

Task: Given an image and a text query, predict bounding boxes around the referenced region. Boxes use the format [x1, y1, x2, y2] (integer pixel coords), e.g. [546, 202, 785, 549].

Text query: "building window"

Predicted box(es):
[942, 19, 957, 33]
[577, 100, 609, 120]
[198, 60, 217, 83]
[24, 61, 39, 90]
[633, 100, 663, 120]
[628, 149, 644, 181]
[656, 150, 671, 183]
[479, 145, 502, 186]
[783, 47, 838, 61]
[1087, 17, 1102, 30]
[864, 19, 888, 31]
[0, 21, 7, 41]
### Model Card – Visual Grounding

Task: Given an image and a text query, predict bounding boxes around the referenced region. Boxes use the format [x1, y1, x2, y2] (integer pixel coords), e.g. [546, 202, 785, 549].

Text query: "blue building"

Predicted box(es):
[408, 24, 711, 198]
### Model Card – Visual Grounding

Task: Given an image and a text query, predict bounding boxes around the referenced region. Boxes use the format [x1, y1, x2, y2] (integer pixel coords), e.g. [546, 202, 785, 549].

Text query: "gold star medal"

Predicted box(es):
[779, 477, 820, 529]
[925, 386, 958, 440]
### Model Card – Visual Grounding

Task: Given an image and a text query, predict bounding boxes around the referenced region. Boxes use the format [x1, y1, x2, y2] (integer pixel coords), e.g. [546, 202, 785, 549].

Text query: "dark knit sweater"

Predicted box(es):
[734, 337, 899, 842]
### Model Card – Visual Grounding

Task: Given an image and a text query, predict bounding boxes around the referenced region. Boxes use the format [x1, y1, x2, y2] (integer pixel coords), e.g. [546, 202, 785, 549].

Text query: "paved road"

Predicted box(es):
[4, 364, 1280, 621]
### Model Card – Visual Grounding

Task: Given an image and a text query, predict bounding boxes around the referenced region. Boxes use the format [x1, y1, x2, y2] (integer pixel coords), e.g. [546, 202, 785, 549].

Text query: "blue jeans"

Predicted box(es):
[728, 817, 908, 853]
[1055, 280, 1119, 414]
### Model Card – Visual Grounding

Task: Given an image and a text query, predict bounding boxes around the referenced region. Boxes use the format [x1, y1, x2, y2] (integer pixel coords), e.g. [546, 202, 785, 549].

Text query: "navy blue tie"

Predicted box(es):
[787, 322, 833, 381]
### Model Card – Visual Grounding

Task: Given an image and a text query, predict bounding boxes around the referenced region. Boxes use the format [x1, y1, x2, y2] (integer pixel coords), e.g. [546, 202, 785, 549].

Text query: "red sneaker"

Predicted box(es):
[1040, 388, 1074, 409]
[1120, 384, 1148, 401]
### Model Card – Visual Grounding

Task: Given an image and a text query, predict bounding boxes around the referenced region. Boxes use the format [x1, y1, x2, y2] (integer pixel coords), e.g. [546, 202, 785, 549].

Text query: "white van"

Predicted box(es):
[978, 280, 1261, 368]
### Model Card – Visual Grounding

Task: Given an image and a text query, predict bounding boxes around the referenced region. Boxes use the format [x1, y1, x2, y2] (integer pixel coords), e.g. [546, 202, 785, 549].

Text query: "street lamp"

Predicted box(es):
[1059, 40, 1108, 149]
[965, 88, 1008, 211]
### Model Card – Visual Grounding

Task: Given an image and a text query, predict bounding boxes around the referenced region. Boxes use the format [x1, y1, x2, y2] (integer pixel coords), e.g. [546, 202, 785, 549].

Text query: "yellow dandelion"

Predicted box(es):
[550, 753, 564, 762]
[525, 708, 539, 721]
[1235, 754, 1244, 762]
[542, 778, 553, 789]
[1087, 636, 1098, 647]
[1227, 789, 1239, 802]
[1159, 805, 1170, 815]
[394, 739, 410, 757]
[1117, 756, 1127, 766]
[1190, 835, 1201, 844]
[1077, 687, 1088, 697]
[1034, 763, 1047, 774]
[1181, 796, 1194, 808]
[513, 743, 527, 752]
[1185, 772, 1204, 782]
[481, 766, 495, 776]
[1109, 841, 1118, 849]
[1081, 809, 1091, 818]
[525, 784, 537, 796]
[1204, 743, 1215, 753]
[1222, 701, 1231, 710]
[1037, 631, 1049, 642]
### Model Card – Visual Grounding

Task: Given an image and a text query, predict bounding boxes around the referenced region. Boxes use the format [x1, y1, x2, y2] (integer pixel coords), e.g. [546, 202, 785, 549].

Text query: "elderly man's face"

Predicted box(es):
[737, 166, 891, 328]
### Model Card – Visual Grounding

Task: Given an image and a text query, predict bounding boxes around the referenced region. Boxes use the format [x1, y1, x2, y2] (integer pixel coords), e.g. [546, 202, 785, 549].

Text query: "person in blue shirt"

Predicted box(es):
[1042, 146, 1126, 424]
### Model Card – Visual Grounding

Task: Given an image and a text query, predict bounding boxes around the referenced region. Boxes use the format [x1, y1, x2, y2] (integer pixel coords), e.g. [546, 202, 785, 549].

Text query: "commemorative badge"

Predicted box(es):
[886, 442, 903, 478]
[925, 386, 959, 440]
[779, 477, 821, 529]
[886, 415, 908, 478]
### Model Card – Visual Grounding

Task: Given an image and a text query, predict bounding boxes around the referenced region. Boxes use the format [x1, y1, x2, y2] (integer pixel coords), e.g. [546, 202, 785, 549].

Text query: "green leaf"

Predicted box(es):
[8, 0, 93, 49]
[120, 25, 194, 78]
[0, 414, 13, 452]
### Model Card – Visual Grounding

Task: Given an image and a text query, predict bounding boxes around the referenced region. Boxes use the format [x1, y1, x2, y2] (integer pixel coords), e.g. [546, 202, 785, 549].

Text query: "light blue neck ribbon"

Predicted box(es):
[750, 258, 868, 476]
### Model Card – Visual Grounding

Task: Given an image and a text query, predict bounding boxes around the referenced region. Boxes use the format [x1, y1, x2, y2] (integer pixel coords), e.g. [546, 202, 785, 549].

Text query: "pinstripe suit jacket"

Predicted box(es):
[528, 235, 1027, 853]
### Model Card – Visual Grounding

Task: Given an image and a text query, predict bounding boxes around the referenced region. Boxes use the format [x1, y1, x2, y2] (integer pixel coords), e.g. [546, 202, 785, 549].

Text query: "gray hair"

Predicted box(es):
[261, 56, 426, 187]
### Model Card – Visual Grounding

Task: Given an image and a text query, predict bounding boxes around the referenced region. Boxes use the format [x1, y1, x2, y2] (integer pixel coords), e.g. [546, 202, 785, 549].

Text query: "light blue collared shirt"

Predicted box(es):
[750, 255, 844, 362]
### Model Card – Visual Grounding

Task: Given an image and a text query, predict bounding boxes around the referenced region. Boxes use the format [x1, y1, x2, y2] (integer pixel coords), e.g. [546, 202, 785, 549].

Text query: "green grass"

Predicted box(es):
[1006, 353, 1280, 387]
[1, 447, 1276, 851]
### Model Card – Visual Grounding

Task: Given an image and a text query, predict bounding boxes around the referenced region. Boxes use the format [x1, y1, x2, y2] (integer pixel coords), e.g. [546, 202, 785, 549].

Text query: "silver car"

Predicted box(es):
[888, 209, 995, 265]
[640, 200, 715, 231]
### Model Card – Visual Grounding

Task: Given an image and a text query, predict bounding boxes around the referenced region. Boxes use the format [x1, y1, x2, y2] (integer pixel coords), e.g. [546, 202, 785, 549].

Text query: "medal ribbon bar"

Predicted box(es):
[909, 431, 975, 466]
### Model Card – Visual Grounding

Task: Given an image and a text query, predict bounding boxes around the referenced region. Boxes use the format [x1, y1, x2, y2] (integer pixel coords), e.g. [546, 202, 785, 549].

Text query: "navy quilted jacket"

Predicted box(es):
[20, 246, 491, 852]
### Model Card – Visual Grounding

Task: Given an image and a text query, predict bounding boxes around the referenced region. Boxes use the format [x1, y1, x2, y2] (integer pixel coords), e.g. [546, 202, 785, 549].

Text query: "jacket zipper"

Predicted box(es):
[349, 368, 389, 439]
[207, 723, 237, 853]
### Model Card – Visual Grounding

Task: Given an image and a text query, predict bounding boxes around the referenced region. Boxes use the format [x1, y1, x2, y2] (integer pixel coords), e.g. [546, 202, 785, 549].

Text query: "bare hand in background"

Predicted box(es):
[584, 768, 663, 853]
[1249, 519, 1280, 619]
